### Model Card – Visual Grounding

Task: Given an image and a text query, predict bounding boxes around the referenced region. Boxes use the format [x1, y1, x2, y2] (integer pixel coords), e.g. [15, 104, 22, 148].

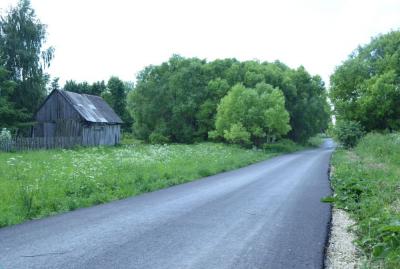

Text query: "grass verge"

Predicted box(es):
[330, 133, 400, 268]
[0, 141, 304, 228]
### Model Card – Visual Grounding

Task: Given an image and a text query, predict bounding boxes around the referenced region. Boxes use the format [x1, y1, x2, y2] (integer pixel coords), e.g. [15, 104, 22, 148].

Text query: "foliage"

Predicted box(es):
[0, 65, 29, 126]
[331, 133, 400, 268]
[330, 31, 400, 132]
[49, 77, 60, 91]
[223, 123, 251, 146]
[104, 76, 133, 130]
[262, 139, 305, 153]
[149, 131, 170, 144]
[127, 55, 210, 143]
[0, 142, 301, 227]
[0, 0, 53, 120]
[334, 120, 364, 148]
[214, 83, 291, 146]
[307, 133, 326, 147]
[127, 55, 330, 143]
[63, 80, 106, 96]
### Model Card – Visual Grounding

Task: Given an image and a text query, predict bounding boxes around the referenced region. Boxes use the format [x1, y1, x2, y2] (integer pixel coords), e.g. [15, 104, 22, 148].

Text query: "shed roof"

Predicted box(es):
[58, 90, 123, 124]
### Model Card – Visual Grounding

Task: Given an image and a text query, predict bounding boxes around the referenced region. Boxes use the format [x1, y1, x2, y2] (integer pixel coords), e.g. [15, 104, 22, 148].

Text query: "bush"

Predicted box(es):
[334, 120, 364, 148]
[262, 139, 302, 153]
[331, 132, 400, 267]
[214, 83, 291, 147]
[223, 123, 251, 146]
[307, 133, 325, 147]
[149, 132, 170, 144]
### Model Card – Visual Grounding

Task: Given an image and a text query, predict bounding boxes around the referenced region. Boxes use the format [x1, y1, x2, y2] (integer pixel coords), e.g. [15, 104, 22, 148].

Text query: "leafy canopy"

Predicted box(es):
[214, 83, 291, 146]
[330, 30, 400, 131]
[128, 55, 330, 143]
[0, 0, 53, 118]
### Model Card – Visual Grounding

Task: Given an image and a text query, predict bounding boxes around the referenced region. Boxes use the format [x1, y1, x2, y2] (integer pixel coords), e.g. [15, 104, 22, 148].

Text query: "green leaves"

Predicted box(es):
[334, 120, 365, 148]
[320, 196, 335, 203]
[331, 133, 400, 267]
[223, 123, 251, 145]
[214, 82, 290, 146]
[330, 30, 400, 132]
[127, 56, 330, 144]
[0, 0, 53, 117]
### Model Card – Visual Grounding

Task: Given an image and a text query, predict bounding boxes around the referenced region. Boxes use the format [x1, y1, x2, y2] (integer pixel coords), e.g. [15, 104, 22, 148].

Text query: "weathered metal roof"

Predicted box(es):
[59, 90, 123, 124]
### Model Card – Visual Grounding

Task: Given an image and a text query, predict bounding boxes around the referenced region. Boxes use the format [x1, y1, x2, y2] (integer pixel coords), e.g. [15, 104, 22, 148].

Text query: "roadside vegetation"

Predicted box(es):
[331, 133, 400, 268]
[330, 30, 400, 268]
[0, 140, 311, 228]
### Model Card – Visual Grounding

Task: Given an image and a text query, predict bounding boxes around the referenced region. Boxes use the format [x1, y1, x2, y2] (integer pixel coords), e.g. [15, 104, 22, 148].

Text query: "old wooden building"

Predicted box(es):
[33, 89, 123, 146]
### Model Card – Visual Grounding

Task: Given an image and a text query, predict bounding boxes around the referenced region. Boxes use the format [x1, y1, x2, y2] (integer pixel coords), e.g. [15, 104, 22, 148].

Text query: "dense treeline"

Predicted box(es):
[128, 55, 330, 144]
[330, 30, 400, 133]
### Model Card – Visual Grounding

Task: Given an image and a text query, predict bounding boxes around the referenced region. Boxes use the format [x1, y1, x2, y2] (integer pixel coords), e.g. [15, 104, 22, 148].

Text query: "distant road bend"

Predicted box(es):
[0, 140, 335, 269]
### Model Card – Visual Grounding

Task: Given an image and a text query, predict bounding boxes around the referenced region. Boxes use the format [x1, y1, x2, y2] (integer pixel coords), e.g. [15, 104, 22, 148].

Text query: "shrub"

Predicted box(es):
[262, 139, 302, 153]
[223, 123, 251, 146]
[149, 132, 170, 144]
[334, 120, 364, 148]
[331, 132, 400, 267]
[307, 133, 325, 147]
[214, 83, 291, 146]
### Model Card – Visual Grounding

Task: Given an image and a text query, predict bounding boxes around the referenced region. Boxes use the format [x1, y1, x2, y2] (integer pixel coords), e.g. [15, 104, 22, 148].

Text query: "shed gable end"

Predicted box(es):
[35, 91, 82, 122]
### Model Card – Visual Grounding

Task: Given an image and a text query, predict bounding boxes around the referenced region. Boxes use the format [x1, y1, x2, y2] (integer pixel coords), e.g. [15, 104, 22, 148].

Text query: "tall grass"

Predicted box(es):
[0, 142, 290, 227]
[331, 133, 400, 268]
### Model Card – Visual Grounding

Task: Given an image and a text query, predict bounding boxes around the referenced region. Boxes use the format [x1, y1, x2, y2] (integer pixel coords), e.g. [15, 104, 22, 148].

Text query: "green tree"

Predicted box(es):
[50, 77, 60, 91]
[0, 0, 54, 118]
[63, 80, 92, 94]
[334, 120, 364, 148]
[105, 76, 132, 130]
[330, 31, 400, 131]
[214, 83, 291, 146]
[127, 55, 209, 143]
[63, 80, 107, 96]
[128, 55, 330, 144]
[0, 65, 28, 127]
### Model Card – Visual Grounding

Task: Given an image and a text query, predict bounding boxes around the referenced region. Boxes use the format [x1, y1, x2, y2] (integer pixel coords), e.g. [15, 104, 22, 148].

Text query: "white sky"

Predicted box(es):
[0, 0, 399, 86]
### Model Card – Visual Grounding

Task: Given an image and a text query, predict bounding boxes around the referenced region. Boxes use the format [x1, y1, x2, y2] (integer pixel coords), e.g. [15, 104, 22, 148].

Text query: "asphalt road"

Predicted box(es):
[0, 140, 335, 269]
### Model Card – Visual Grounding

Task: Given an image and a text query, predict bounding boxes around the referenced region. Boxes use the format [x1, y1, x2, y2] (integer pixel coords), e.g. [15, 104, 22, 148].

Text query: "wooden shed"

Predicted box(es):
[33, 89, 123, 146]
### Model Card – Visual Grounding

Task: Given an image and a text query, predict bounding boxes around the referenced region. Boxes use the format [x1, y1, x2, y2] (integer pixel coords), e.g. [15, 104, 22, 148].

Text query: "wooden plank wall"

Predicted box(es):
[31, 90, 122, 148]
[36, 91, 81, 122]
[82, 124, 120, 146]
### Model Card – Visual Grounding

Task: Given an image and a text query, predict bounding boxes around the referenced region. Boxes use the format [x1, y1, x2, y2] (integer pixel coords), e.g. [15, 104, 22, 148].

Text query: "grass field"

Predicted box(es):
[0, 141, 305, 228]
[331, 133, 400, 268]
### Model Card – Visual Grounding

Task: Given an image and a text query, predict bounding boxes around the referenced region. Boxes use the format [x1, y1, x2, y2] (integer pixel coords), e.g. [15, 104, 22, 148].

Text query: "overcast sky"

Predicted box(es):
[0, 0, 399, 86]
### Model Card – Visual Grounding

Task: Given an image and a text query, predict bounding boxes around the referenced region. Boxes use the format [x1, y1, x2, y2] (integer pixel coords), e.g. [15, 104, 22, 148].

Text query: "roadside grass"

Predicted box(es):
[0, 141, 306, 228]
[330, 133, 400, 268]
[262, 138, 306, 153]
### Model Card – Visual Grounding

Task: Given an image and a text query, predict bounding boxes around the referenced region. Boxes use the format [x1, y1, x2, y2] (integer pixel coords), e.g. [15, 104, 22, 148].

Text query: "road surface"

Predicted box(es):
[0, 140, 334, 269]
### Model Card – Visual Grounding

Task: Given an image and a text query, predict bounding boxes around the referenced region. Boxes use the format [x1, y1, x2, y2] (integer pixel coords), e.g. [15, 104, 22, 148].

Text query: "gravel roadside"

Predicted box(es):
[325, 165, 361, 269]
[325, 208, 360, 269]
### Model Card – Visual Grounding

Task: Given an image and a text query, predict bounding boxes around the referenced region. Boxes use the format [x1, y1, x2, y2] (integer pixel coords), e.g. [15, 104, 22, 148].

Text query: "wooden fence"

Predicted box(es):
[0, 136, 83, 152]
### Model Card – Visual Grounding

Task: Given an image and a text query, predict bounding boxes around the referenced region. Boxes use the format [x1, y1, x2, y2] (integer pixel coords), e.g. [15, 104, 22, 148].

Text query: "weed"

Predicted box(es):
[331, 133, 400, 268]
[0, 141, 303, 228]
